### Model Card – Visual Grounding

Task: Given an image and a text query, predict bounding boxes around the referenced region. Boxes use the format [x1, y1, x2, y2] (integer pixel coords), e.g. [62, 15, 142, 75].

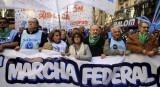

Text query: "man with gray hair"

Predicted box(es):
[15, 18, 48, 51]
[126, 21, 158, 56]
[103, 26, 130, 57]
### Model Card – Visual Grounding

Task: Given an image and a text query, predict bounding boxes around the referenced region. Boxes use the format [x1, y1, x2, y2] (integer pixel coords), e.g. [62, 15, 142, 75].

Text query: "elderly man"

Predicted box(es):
[0, 17, 19, 52]
[103, 26, 130, 56]
[126, 21, 158, 56]
[84, 25, 105, 58]
[15, 18, 48, 51]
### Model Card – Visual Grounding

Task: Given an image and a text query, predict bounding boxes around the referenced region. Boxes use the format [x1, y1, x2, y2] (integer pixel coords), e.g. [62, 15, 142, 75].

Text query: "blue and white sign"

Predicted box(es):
[0, 49, 160, 87]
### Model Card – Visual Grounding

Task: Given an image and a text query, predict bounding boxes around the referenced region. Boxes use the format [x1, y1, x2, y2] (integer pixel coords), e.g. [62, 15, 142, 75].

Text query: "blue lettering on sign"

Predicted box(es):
[23, 39, 38, 42]
[25, 42, 33, 49]
[5, 58, 158, 86]
[0, 55, 4, 67]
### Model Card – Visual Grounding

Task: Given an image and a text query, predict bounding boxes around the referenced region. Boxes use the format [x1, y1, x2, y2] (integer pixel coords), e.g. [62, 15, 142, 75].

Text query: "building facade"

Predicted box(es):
[113, 0, 157, 32]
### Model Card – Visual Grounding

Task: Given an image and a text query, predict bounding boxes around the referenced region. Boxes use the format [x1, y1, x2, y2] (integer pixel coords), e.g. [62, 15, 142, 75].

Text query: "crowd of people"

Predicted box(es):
[0, 17, 160, 61]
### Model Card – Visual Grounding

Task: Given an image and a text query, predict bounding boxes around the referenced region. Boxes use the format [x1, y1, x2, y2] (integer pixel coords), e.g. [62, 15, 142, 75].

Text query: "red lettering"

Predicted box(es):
[72, 21, 77, 25]
[47, 12, 52, 18]
[61, 14, 70, 20]
[66, 14, 70, 20]
[72, 5, 83, 13]
[72, 21, 88, 25]
[39, 13, 44, 19]
[22, 9, 35, 12]
[61, 14, 66, 19]
[39, 12, 59, 19]
[78, 21, 81, 24]
[77, 6, 83, 12]
[73, 5, 78, 12]
[84, 21, 88, 24]
[53, 13, 57, 18]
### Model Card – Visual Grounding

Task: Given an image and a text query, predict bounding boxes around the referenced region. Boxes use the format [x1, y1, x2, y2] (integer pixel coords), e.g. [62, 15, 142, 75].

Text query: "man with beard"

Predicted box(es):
[126, 21, 158, 56]
[84, 25, 105, 58]
[103, 26, 130, 57]
[0, 17, 19, 52]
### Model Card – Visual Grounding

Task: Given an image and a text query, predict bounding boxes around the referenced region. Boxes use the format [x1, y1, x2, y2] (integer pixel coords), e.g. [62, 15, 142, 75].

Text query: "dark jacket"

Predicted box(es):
[84, 36, 105, 57]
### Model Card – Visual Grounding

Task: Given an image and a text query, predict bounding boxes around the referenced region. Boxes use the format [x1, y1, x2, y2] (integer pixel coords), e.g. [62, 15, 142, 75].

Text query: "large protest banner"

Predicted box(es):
[0, 49, 160, 87]
[0, 0, 116, 15]
[1, 0, 116, 30]
[15, 5, 93, 30]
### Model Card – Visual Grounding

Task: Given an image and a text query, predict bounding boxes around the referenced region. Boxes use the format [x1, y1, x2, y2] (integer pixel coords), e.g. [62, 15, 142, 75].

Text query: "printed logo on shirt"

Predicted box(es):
[25, 42, 33, 49]
[53, 46, 60, 52]
[0, 37, 10, 44]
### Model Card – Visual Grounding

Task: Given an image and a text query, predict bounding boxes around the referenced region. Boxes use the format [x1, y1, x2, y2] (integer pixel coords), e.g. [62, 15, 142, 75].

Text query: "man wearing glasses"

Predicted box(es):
[126, 21, 158, 56]
[0, 17, 19, 52]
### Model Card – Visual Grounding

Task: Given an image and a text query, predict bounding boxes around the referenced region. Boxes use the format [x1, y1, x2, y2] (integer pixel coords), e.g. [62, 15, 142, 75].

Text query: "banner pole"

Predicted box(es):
[56, 0, 61, 31]
[58, 14, 62, 31]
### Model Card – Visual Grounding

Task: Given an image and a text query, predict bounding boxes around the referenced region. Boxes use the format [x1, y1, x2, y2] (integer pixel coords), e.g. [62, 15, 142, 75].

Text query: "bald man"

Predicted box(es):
[84, 25, 105, 58]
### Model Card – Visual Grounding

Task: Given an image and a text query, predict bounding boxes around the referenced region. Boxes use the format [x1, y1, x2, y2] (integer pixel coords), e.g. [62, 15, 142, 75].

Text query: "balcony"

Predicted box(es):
[119, 0, 128, 4]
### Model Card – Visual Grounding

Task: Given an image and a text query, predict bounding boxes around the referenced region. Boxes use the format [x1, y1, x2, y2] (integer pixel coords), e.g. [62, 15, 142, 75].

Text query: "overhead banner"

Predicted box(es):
[15, 5, 92, 30]
[0, 0, 116, 15]
[0, 49, 160, 87]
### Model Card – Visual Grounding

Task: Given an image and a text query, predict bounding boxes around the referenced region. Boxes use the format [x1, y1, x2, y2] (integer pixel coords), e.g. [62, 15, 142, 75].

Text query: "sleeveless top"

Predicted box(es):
[20, 30, 42, 49]
[110, 38, 126, 51]
[0, 29, 18, 44]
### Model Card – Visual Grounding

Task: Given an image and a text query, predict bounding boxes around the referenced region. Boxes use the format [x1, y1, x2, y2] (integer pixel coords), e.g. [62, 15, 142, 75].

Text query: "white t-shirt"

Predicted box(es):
[51, 40, 67, 53]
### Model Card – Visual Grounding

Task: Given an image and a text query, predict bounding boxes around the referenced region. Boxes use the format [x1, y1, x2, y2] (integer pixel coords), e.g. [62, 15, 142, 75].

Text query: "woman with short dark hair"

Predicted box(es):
[67, 32, 92, 61]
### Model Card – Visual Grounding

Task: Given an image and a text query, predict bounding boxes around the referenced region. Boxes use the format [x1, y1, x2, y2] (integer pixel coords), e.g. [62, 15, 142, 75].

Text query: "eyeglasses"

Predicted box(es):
[155, 32, 159, 33]
[142, 27, 149, 29]
[0, 21, 8, 24]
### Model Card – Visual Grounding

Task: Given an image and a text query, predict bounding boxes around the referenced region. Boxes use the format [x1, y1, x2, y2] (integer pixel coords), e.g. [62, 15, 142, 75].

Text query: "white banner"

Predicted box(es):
[15, 5, 92, 30]
[0, 0, 116, 15]
[1, 49, 160, 87]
